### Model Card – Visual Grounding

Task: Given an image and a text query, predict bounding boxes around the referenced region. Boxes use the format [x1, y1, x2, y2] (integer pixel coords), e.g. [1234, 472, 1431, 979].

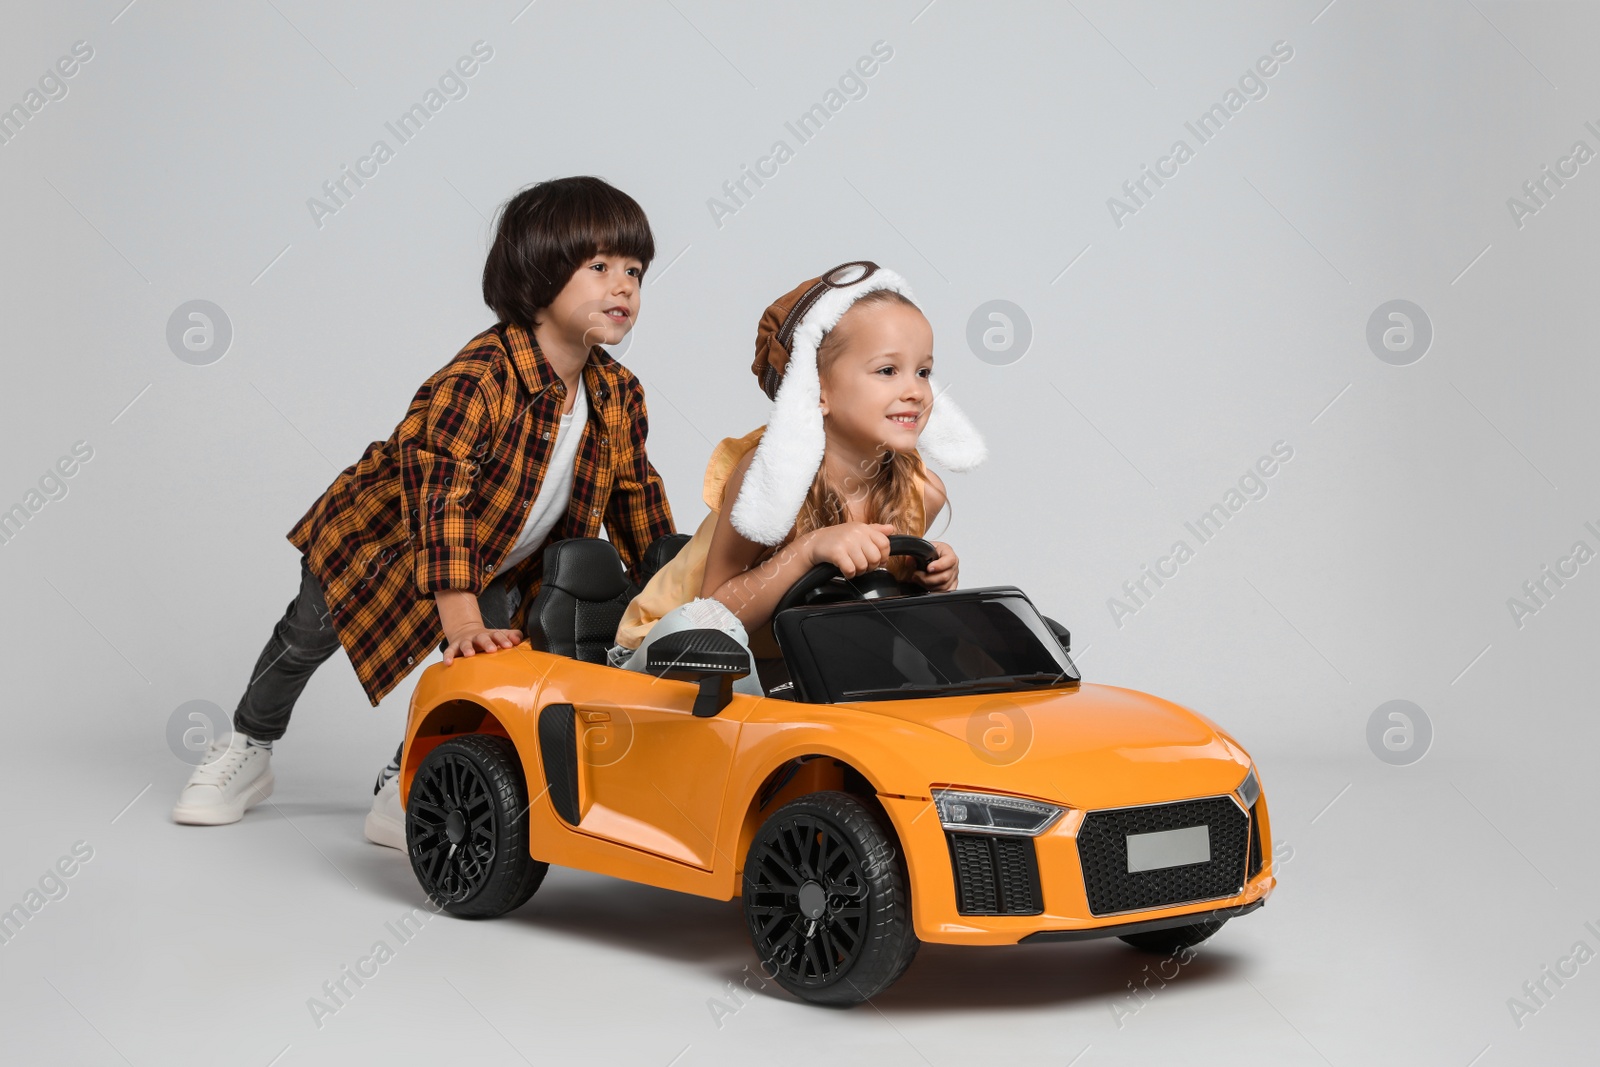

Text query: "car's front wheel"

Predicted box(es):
[1118, 917, 1227, 955]
[407, 735, 546, 918]
[742, 792, 919, 1006]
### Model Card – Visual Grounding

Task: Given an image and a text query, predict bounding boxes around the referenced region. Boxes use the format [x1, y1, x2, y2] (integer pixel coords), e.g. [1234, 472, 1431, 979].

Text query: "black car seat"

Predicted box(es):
[637, 531, 691, 588]
[526, 539, 634, 663]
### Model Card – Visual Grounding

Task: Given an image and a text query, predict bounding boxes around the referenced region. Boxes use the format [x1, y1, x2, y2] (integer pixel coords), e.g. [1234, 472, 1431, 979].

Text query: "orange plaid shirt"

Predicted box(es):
[288, 321, 674, 705]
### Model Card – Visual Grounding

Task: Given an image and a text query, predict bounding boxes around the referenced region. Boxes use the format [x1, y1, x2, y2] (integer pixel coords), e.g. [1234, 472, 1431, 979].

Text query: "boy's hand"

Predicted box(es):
[434, 589, 522, 666]
[908, 541, 959, 592]
[441, 624, 525, 665]
[805, 522, 895, 578]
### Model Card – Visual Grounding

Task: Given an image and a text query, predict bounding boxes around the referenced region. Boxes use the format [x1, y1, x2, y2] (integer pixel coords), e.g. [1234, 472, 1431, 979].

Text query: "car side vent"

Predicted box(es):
[537, 703, 580, 825]
[1247, 799, 1264, 878]
[948, 833, 1043, 915]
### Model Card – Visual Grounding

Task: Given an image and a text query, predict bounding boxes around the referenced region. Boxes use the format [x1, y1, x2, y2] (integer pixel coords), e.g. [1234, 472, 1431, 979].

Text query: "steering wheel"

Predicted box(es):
[772, 535, 938, 616]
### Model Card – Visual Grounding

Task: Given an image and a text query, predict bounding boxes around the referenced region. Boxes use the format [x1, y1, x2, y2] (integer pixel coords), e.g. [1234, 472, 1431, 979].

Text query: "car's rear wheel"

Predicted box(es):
[1118, 917, 1227, 955]
[407, 735, 546, 917]
[742, 791, 919, 1006]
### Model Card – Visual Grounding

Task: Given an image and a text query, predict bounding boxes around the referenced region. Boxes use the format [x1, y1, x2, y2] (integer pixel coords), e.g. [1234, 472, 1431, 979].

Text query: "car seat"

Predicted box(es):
[637, 531, 691, 587]
[525, 538, 635, 663]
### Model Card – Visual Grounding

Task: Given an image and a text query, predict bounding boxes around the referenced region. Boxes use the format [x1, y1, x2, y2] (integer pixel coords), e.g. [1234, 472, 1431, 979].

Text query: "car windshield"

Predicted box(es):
[789, 591, 1080, 703]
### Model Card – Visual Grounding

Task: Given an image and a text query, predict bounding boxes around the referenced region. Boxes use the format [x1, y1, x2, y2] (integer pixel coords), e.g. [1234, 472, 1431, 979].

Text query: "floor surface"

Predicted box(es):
[2, 698, 1593, 1067]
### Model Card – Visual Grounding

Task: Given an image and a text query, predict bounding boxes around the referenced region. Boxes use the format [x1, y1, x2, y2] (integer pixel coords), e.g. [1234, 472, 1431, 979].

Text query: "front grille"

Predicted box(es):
[1077, 796, 1248, 916]
[948, 833, 1042, 915]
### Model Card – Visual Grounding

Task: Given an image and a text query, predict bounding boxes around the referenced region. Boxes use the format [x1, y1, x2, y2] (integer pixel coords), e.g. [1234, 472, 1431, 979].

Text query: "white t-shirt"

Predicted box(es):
[499, 376, 588, 572]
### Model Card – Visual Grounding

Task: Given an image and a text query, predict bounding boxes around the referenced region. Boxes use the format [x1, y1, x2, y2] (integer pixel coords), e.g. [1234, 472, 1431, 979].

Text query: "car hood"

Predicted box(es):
[840, 682, 1250, 810]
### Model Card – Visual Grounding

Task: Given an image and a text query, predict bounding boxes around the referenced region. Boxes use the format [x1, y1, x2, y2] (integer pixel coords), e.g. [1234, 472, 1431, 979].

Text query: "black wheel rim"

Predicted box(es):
[407, 753, 499, 903]
[747, 814, 871, 987]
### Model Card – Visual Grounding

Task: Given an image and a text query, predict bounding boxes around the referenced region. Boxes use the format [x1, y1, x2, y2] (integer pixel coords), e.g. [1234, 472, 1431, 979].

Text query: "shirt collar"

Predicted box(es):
[502, 320, 615, 407]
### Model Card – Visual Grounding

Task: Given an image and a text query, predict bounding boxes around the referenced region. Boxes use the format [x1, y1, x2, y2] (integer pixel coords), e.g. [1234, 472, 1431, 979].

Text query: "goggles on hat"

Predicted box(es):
[763, 260, 883, 399]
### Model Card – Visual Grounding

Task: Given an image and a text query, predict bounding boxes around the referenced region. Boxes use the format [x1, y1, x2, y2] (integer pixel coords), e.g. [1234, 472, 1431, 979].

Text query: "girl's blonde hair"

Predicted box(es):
[789, 288, 927, 579]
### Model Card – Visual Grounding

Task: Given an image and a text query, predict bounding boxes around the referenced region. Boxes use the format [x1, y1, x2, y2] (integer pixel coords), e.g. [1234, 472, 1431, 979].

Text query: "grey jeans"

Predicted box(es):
[232, 555, 522, 752]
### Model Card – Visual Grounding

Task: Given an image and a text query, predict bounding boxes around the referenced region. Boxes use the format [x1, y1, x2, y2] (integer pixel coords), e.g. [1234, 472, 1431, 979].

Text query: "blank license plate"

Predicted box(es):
[1126, 824, 1210, 873]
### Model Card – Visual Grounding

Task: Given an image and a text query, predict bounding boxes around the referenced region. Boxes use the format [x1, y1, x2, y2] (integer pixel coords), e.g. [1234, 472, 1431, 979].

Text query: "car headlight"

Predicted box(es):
[932, 789, 1064, 836]
[1236, 765, 1261, 809]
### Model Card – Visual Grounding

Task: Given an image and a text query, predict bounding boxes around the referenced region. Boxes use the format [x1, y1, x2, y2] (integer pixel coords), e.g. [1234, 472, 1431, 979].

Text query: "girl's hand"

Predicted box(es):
[441, 625, 524, 665]
[909, 541, 959, 591]
[805, 522, 895, 578]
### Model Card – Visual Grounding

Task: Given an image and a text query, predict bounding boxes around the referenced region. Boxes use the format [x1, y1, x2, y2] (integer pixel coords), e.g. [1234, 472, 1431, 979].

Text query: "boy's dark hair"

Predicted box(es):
[482, 176, 655, 330]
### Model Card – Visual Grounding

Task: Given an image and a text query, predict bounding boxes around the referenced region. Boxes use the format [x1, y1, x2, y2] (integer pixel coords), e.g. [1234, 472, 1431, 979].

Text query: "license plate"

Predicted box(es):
[1126, 824, 1210, 873]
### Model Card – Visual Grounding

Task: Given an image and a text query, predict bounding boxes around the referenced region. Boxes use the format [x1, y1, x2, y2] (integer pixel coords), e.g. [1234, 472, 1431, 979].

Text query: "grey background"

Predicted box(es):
[2, 1, 1596, 1064]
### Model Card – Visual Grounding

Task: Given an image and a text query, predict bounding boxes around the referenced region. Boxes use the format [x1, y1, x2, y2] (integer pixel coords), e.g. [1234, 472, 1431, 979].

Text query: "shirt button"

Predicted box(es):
[543, 431, 551, 440]
[406, 656, 414, 665]
[485, 564, 494, 574]
[522, 500, 530, 509]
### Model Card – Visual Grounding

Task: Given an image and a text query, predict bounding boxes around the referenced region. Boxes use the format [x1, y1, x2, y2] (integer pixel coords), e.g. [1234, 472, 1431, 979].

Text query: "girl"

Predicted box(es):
[609, 260, 987, 688]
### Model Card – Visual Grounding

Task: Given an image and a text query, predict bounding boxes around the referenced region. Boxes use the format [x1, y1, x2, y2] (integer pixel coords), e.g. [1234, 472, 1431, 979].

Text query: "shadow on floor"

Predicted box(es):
[273, 802, 1254, 1014]
[358, 850, 1249, 1011]
[506, 871, 752, 971]
[862, 939, 1247, 1013]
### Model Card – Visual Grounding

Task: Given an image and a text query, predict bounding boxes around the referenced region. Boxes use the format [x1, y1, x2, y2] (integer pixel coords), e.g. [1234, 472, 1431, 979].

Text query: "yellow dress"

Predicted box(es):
[613, 426, 930, 651]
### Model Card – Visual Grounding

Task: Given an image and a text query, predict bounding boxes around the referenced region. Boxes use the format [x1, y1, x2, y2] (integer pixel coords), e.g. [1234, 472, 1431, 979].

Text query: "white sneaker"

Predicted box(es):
[363, 776, 405, 850]
[171, 733, 274, 825]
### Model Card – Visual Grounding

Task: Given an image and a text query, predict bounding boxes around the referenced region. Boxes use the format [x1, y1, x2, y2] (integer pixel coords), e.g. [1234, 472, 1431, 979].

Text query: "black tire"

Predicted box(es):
[742, 791, 919, 1006]
[1118, 917, 1227, 955]
[407, 735, 547, 918]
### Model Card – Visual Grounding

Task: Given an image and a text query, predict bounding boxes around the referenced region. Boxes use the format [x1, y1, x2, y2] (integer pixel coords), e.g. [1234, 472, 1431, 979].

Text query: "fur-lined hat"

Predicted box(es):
[730, 260, 987, 545]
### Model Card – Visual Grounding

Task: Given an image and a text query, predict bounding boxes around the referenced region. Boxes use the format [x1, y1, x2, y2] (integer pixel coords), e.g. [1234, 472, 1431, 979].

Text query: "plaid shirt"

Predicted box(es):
[287, 320, 674, 706]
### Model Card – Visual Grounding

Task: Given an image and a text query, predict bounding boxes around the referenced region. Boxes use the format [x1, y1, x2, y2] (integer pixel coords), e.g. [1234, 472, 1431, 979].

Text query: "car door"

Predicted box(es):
[538, 666, 747, 870]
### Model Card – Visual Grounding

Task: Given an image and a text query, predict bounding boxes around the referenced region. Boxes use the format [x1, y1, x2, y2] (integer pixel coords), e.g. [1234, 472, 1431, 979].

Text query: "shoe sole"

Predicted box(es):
[171, 770, 275, 826]
[364, 805, 406, 851]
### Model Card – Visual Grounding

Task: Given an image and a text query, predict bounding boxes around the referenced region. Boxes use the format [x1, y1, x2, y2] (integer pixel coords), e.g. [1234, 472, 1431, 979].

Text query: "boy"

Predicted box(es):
[171, 176, 675, 848]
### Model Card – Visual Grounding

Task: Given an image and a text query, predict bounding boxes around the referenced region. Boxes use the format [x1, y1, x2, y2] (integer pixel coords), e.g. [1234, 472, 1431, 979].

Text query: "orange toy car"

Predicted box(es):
[399, 536, 1274, 1005]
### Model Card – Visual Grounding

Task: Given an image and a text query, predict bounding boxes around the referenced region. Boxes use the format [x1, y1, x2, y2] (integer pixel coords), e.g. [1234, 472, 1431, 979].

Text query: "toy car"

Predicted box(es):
[398, 535, 1275, 1005]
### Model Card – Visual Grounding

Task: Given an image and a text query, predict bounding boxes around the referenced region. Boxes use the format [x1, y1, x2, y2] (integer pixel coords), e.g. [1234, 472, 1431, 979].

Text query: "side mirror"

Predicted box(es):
[1042, 616, 1071, 653]
[645, 628, 751, 718]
